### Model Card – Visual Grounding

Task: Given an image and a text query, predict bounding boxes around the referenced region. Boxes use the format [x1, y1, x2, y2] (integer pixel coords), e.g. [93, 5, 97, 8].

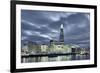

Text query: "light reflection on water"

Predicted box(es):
[21, 54, 90, 63]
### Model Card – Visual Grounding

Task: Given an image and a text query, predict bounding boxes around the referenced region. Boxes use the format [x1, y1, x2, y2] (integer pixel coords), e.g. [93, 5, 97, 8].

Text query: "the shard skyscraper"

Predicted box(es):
[59, 24, 64, 45]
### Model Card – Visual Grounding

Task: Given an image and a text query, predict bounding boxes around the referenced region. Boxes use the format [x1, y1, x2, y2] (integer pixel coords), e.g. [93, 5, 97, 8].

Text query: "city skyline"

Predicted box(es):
[21, 10, 90, 48]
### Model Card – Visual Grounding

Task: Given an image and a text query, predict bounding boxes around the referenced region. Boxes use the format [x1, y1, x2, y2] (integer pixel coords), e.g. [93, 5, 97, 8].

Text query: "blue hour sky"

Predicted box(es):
[21, 10, 90, 48]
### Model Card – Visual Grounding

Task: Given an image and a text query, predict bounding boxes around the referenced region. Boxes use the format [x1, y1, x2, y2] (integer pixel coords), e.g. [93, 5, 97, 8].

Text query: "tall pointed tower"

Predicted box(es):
[59, 24, 64, 44]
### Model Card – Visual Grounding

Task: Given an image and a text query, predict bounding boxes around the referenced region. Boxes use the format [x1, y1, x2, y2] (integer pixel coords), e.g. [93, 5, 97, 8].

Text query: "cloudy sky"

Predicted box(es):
[21, 10, 90, 48]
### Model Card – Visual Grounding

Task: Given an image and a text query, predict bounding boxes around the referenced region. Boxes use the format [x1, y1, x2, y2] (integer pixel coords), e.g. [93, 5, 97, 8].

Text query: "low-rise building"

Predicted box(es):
[40, 44, 48, 53]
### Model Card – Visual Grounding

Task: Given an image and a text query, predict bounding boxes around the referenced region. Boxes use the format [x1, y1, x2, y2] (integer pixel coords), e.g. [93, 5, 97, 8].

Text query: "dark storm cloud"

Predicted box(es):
[21, 10, 90, 48]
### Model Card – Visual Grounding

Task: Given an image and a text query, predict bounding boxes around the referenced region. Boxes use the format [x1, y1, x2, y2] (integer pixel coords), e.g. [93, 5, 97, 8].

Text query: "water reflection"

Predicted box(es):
[21, 54, 90, 63]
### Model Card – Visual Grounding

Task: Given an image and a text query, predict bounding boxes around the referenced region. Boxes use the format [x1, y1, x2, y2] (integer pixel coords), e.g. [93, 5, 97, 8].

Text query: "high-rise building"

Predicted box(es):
[59, 24, 64, 44]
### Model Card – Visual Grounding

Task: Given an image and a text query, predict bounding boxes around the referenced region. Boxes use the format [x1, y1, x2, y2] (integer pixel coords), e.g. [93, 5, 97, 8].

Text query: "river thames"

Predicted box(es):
[21, 54, 90, 63]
